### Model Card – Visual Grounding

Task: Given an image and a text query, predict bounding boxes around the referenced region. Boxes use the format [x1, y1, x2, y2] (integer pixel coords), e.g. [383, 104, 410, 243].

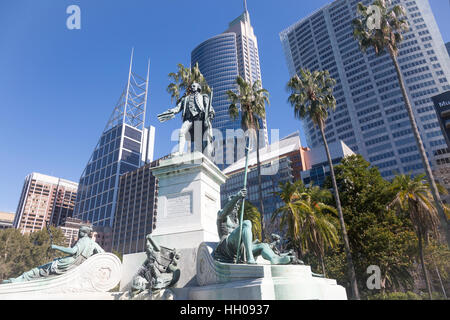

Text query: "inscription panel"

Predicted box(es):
[165, 192, 193, 217]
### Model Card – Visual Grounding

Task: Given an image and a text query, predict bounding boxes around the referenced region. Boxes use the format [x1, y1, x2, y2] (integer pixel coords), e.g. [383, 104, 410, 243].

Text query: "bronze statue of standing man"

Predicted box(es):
[158, 82, 215, 157]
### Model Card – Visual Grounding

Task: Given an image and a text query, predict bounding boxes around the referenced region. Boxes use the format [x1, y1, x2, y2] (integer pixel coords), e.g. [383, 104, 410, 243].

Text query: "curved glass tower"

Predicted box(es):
[192, 33, 241, 142]
[192, 6, 268, 167]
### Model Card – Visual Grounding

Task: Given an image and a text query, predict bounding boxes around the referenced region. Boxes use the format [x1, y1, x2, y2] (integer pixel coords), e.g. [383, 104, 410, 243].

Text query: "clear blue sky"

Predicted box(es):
[0, 0, 449, 213]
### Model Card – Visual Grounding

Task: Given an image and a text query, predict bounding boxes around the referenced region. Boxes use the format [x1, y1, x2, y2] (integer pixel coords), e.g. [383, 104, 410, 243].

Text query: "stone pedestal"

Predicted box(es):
[151, 152, 227, 250]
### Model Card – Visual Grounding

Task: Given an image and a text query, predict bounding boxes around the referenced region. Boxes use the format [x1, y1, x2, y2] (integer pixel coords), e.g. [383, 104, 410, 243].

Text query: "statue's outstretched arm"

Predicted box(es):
[170, 100, 183, 114]
[51, 244, 77, 255]
[157, 100, 183, 122]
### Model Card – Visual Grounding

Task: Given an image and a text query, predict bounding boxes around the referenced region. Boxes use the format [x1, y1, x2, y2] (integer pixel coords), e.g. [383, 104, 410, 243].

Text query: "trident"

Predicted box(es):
[235, 135, 251, 264]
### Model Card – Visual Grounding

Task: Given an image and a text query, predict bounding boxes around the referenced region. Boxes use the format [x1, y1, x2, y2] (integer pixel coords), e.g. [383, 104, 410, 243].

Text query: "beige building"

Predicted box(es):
[0, 211, 15, 229]
[13, 173, 78, 234]
[59, 217, 91, 247]
[59, 217, 112, 251]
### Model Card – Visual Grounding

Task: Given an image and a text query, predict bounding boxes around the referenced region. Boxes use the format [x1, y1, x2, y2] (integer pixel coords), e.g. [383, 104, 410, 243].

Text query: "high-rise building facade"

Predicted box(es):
[111, 158, 160, 254]
[280, 0, 450, 180]
[191, 3, 268, 165]
[13, 173, 78, 234]
[73, 54, 155, 228]
[446, 42, 450, 56]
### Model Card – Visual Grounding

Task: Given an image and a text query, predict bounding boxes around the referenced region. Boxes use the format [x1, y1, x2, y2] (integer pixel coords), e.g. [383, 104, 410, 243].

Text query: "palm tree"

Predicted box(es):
[297, 186, 339, 277]
[287, 69, 360, 299]
[271, 180, 304, 258]
[389, 174, 443, 300]
[352, 0, 450, 248]
[167, 62, 211, 103]
[272, 181, 339, 276]
[241, 201, 263, 242]
[227, 76, 269, 240]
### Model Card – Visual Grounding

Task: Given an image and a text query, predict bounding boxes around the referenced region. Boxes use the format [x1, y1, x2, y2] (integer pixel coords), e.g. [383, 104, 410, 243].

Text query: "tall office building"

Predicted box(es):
[73, 53, 155, 228]
[111, 158, 160, 255]
[13, 173, 78, 234]
[280, 0, 450, 180]
[191, 1, 268, 165]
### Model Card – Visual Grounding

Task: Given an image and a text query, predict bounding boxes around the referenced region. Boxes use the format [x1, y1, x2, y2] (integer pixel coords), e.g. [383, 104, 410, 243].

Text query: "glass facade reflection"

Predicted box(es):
[74, 124, 149, 227]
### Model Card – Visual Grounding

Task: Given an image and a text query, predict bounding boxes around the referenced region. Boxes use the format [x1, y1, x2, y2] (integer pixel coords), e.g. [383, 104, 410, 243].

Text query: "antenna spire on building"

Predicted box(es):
[244, 0, 248, 12]
[73, 50, 154, 228]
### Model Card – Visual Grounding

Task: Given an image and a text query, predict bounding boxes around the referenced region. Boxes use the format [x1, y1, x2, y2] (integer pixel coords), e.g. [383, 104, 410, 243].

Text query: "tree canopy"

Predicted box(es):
[0, 227, 66, 281]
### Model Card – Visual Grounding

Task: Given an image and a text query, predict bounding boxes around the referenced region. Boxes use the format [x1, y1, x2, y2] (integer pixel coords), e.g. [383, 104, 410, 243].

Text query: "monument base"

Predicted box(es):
[187, 276, 347, 300]
[188, 242, 347, 300]
[118, 242, 347, 300]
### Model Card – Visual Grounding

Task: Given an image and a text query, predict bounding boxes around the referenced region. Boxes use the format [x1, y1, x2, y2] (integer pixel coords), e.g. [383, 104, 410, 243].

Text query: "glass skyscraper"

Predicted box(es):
[192, 33, 241, 144]
[73, 54, 155, 228]
[191, 4, 268, 166]
[280, 0, 450, 181]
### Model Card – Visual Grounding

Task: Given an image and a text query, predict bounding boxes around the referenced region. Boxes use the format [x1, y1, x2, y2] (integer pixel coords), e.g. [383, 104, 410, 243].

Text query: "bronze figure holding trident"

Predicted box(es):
[213, 137, 294, 265]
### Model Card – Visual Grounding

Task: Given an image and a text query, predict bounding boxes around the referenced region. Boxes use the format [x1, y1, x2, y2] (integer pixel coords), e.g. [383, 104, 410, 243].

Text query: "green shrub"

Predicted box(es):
[368, 291, 422, 300]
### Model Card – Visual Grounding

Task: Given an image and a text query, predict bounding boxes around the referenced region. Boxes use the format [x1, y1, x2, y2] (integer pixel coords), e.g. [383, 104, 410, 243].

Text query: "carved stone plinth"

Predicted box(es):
[0, 253, 122, 299]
